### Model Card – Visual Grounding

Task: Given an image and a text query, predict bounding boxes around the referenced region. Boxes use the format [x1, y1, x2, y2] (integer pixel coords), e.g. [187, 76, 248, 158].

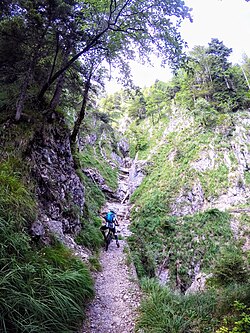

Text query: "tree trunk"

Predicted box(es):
[48, 32, 60, 83]
[15, 67, 32, 121]
[49, 44, 72, 111]
[37, 28, 108, 101]
[70, 78, 91, 145]
[49, 71, 66, 110]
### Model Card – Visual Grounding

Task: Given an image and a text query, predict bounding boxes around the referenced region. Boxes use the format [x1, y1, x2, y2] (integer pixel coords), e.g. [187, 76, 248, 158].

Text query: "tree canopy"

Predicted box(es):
[0, 0, 192, 121]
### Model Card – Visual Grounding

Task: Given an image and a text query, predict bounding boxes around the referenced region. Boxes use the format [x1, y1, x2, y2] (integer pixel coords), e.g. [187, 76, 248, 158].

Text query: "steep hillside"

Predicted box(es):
[124, 105, 250, 332]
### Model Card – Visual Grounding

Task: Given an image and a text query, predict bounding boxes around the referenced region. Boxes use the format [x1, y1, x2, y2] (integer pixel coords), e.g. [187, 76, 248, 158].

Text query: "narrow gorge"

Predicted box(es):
[83, 166, 141, 333]
[1, 4, 250, 330]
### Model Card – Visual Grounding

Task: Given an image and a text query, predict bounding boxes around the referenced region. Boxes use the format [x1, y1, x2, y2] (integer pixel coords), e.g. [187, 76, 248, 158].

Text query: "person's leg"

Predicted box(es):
[112, 227, 120, 248]
[100, 225, 108, 240]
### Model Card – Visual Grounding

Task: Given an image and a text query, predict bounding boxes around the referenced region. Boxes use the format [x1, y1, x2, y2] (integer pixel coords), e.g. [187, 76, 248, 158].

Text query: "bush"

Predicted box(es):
[216, 301, 250, 333]
[212, 246, 248, 286]
[193, 98, 219, 127]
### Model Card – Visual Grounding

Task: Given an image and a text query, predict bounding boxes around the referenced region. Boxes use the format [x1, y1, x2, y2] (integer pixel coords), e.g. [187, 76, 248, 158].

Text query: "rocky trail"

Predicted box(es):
[82, 167, 141, 333]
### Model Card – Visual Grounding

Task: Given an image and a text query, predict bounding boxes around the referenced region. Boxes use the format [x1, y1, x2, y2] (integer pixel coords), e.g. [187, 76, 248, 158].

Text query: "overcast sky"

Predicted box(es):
[106, 0, 250, 93]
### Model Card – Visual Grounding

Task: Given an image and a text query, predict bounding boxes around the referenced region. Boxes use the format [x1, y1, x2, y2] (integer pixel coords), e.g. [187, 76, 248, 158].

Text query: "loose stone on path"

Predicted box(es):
[83, 239, 141, 333]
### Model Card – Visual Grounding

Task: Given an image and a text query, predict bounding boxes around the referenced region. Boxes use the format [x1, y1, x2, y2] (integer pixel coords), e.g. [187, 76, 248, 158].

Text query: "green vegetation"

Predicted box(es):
[136, 278, 250, 333]
[210, 246, 249, 286]
[124, 96, 250, 331]
[96, 40, 250, 333]
[74, 172, 104, 251]
[216, 301, 250, 333]
[201, 165, 229, 197]
[73, 111, 122, 251]
[129, 209, 235, 289]
[2, 3, 250, 331]
[0, 0, 191, 129]
[79, 145, 118, 190]
[0, 161, 94, 332]
[0, 159, 36, 223]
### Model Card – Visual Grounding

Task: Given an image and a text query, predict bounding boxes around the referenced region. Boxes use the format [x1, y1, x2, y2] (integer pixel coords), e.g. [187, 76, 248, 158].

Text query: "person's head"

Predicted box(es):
[110, 209, 116, 214]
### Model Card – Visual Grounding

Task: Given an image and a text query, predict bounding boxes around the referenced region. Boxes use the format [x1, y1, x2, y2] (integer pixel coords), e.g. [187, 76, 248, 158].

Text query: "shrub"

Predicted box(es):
[193, 98, 219, 127]
[212, 246, 248, 286]
[216, 301, 250, 333]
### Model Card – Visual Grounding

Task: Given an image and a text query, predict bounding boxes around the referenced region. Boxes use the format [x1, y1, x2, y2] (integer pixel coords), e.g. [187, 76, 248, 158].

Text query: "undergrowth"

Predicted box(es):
[75, 172, 104, 251]
[136, 278, 250, 333]
[127, 108, 250, 332]
[79, 145, 118, 190]
[129, 207, 235, 290]
[0, 161, 94, 332]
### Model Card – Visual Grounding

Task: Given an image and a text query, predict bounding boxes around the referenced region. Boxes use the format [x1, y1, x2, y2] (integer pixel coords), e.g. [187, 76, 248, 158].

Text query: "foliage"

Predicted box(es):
[193, 98, 219, 127]
[145, 80, 171, 123]
[75, 218, 103, 251]
[200, 164, 229, 198]
[0, 0, 191, 121]
[216, 302, 250, 333]
[79, 145, 118, 191]
[129, 208, 234, 290]
[0, 163, 94, 332]
[0, 159, 36, 223]
[174, 39, 250, 113]
[136, 278, 250, 333]
[211, 246, 249, 286]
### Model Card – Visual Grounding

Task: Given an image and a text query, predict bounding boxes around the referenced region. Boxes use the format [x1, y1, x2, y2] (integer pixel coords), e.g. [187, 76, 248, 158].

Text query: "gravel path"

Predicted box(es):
[82, 168, 141, 333]
[83, 240, 141, 333]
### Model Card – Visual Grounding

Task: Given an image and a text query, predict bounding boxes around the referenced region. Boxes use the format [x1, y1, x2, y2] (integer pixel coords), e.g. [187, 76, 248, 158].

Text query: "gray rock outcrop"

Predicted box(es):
[29, 119, 84, 242]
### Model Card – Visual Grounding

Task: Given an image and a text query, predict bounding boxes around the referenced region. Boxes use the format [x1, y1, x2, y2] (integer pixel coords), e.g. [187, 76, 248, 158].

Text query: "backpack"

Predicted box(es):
[105, 211, 115, 228]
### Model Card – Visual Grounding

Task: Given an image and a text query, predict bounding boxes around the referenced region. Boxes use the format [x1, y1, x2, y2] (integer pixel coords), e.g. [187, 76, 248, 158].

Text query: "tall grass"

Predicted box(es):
[75, 172, 104, 250]
[0, 161, 94, 332]
[136, 278, 250, 333]
[129, 208, 234, 290]
[0, 159, 36, 224]
[0, 216, 94, 332]
[136, 278, 218, 333]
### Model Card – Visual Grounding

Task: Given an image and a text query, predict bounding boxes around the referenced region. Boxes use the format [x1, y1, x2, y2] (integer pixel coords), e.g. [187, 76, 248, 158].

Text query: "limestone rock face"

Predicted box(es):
[171, 180, 205, 216]
[128, 161, 145, 193]
[170, 111, 250, 216]
[185, 272, 213, 294]
[29, 119, 84, 242]
[118, 139, 130, 158]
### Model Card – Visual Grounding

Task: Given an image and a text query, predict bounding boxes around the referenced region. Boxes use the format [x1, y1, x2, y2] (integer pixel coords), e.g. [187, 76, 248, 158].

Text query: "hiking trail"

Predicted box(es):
[82, 166, 141, 333]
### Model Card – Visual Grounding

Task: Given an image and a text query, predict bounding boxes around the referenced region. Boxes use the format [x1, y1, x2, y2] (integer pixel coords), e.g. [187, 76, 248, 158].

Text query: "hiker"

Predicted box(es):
[100, 209, 120, 248]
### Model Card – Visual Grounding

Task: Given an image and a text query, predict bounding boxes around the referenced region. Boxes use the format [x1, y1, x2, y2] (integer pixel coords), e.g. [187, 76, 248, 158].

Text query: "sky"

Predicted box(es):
[106, 0, 250, 93]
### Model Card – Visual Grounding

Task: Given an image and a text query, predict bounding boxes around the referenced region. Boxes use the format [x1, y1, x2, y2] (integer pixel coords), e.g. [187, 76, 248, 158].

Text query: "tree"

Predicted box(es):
[145, 80, 169, 123]
[126, 88, 147, 120]
[70, 53, 108, 144]
[174, 39, 250, 112]
[0, 0, 192, 120]
[187, 45, 214, 102]
[0, 0, 83, 118]
[37, 0, 192, 99]
[241, 53, 250, 89]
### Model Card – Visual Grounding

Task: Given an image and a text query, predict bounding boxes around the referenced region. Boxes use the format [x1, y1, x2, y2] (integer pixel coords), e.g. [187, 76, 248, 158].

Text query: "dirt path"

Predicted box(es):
[82, 169, 141, 333]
